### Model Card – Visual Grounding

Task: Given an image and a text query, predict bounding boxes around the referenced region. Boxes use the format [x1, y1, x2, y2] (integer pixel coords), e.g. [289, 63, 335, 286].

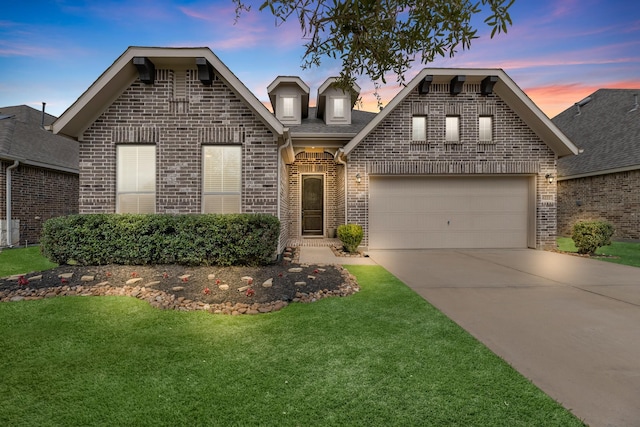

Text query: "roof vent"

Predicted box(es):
[574, 96, 592, 115]
[629, 93, 639, 113]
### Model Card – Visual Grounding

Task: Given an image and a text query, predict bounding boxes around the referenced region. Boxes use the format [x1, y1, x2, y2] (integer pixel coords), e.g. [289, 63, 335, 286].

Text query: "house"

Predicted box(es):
[1, 105, 79, 247]
[52, 46, 578, 251]
[554, 89, 640, 240]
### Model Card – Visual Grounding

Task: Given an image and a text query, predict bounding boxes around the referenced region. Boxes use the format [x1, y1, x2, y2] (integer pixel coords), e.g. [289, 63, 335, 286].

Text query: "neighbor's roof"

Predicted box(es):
[52, 46, 285, 139]
[343, 68, 579, 158]
[0, 105, 78, 173]
[554, 89, 640, 179]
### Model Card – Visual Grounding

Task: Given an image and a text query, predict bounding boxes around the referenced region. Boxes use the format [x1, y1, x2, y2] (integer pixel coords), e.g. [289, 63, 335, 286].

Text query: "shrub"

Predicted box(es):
[41, 213, 280, 266]
[571, 220, 615, 255]
[337, 224, 363, 253]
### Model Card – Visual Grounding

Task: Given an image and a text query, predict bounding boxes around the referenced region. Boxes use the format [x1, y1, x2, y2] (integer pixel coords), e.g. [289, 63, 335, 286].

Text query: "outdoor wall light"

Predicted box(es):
[355, 173, 361, 183]
[545, 173, 555, 184]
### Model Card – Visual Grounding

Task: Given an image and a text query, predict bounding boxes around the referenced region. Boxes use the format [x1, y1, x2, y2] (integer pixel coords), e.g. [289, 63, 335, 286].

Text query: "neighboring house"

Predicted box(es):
[52, 46, 578, 251]
[0, 105, 79, 247]
[554, 89, 640, 240]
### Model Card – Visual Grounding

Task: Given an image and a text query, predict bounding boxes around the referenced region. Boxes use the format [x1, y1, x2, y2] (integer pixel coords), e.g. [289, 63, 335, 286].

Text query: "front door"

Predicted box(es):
[302, 175, 323, 235]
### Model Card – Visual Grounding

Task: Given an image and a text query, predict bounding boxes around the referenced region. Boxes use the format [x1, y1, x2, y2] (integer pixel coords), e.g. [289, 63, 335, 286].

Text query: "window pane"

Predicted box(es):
[446, 116, 459, 142]
[282, 96, 295, 117]
[204, 195, 241, 214]
[203, 145, 242, 214]
[117, 145, 155, 213]
[412, 116, 426, 141]
[333, 97, 345, 118]
[479, 116, 492, 142]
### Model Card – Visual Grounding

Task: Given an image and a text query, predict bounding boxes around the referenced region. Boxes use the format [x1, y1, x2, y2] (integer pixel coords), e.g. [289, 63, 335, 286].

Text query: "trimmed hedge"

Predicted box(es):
[337, 224, 363, 253]
[40, 214, 280, 266]
[571, 220, 615, 255]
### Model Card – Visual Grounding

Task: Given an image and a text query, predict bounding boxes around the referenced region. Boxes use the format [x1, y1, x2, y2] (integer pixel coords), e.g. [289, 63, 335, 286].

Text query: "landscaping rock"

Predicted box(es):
[207, 274, 216, 280]
[262, 278, 273, 288]
[218, 284, 229, 291]
[58, 273, 74, 279]
[81, 275, 95, 282]
[126, 278, 143, 285]
[288, 267, 302, 273]
[172, 286, 184, 291]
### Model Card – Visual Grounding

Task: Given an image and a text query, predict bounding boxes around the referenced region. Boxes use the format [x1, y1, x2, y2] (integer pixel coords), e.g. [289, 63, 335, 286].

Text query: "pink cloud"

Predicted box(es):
[526, 79, 640, 117]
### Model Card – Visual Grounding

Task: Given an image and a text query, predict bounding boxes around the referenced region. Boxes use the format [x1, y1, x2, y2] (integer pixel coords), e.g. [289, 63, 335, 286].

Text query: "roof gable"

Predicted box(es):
[343, 68, 579, 158]
[52, 47, 285, 139]
[554, 89, 640, 178]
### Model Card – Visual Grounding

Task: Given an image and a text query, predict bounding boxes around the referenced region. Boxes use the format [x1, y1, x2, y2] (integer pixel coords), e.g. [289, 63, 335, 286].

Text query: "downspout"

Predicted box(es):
[277, 129, 291, 253]
[5, 160, 19, 247]
[334, 148, 348, 226]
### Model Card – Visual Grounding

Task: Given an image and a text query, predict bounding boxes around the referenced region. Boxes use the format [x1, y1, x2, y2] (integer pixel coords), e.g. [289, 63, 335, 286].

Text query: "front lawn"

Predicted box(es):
[0, 246, 57, 277]
[0, 265, 584, 426]
[557, 237, 640, 268]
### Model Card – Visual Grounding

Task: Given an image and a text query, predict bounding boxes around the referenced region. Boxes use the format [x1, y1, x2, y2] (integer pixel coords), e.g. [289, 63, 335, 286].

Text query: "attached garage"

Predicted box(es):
[369, 176, 535, 249]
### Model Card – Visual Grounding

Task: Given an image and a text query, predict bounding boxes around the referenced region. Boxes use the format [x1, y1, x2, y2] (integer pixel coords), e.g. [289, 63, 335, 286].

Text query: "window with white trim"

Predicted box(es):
[281, 96, 295, 119]
[412, 116, 427, 141]
[479, 116, 493, 142]
[203, 145, 241, 214]
[445, 116, 460, 142]
[332, 97, 346, 118]
[116, 145, 156, 214]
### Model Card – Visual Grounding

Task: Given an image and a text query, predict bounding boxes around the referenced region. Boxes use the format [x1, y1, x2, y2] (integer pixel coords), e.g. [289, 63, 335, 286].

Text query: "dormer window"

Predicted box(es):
[267, 77, 310, 126]
[316, 77, 360, 125]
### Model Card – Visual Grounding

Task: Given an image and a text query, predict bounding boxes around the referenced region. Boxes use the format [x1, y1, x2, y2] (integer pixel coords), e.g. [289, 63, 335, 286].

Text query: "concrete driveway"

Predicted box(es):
[367, 249, 640, 427]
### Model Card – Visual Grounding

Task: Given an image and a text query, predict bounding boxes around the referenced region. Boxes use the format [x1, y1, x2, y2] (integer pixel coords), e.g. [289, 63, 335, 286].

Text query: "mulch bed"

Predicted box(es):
[0, 248, 360, 315]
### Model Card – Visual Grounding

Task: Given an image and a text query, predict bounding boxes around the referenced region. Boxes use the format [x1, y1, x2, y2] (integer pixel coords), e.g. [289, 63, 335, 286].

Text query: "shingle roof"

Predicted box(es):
[0, 105, 78, 173]
[289, 107, 377, 137]
[554, 89, 640, 178]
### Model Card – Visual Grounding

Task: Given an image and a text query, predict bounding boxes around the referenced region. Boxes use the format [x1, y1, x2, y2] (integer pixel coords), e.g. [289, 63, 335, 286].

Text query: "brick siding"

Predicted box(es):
[1, 161, 79, 245]
[557, 170, 640, 240]
[347, 83, 558, 249]
[79, 68, 279, 217]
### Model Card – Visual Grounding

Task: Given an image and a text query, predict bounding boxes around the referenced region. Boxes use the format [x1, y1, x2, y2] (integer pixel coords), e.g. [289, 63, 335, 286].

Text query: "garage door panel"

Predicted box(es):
[369, 176, 530, 249]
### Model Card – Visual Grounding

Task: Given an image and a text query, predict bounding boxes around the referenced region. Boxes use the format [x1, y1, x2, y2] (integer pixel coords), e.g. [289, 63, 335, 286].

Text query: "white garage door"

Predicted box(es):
[369, 176, 531, 249]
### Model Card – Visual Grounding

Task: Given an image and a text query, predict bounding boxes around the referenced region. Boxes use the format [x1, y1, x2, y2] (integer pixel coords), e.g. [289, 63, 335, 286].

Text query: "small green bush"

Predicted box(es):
[40, 213, 280, 266]
[337, 224, 363, 253]
[571, 220, 615, 255]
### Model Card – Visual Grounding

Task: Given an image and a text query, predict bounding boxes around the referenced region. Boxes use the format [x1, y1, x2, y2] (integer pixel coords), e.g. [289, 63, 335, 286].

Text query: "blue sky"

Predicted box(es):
[1, 0, 639, 118]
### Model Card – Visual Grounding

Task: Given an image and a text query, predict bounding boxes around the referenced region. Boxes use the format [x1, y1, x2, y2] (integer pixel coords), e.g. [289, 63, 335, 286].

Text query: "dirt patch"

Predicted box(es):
[0, 250, 359, 314]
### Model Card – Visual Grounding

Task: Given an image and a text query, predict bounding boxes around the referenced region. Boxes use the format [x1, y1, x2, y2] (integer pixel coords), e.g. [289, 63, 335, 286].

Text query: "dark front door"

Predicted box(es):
[302, 175, 323, 235]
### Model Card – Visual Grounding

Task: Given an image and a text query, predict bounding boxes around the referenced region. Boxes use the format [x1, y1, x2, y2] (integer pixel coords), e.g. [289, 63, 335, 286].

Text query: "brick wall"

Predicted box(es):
[79, 68, 278, 216]
[1, 161, 79, 245]
[347, 83, 558, 249]
[558, 170, 640, 240]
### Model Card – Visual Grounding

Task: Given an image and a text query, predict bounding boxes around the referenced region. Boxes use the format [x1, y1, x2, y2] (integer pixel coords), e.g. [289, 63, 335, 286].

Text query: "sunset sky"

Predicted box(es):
[1, 0, 639, 118]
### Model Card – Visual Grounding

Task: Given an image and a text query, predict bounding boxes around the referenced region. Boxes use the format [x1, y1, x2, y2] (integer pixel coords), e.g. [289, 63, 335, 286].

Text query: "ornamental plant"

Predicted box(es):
[571, 220, 615, 255]
[337, 224, 364, 253]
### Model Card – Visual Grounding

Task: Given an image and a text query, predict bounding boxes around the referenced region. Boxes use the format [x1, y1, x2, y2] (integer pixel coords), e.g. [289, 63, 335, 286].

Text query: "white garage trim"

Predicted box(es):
[369, 176, 535, 249]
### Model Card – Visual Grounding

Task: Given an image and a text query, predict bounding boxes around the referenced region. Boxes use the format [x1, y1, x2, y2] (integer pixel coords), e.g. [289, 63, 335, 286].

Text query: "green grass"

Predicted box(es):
[557, 237, 640, 267]
[0, 246, 57, 277]
[0, 265, 584, 426]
